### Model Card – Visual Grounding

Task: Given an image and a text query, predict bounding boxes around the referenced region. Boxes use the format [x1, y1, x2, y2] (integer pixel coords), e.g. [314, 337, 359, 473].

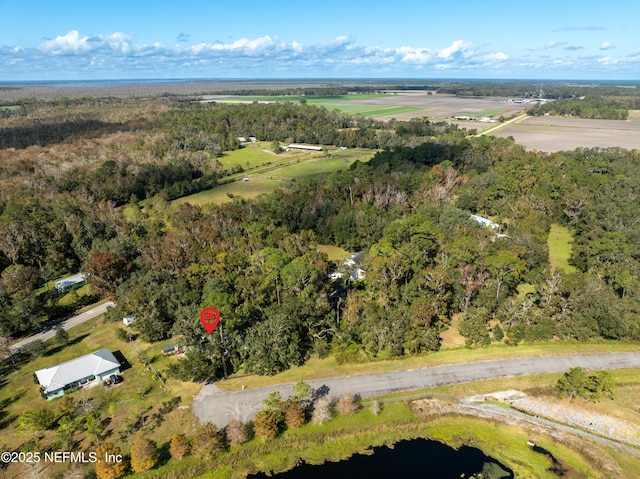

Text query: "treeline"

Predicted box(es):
[437, 82, 640, 99]
[164, 102, 465, 151]
[528, 96, 630, 120]
[206, 86, 384, 96]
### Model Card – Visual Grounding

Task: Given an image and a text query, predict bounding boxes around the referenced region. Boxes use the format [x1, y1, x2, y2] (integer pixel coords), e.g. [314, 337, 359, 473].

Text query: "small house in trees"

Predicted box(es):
[123, 315, 136, 326]
[54, 273, 87, 293]
[35, 348, 121, 399]
[470, 214, 501, 231]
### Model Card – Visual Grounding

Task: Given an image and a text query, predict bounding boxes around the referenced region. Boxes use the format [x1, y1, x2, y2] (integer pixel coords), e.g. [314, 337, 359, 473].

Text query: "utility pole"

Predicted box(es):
[218, 321, 228, 379]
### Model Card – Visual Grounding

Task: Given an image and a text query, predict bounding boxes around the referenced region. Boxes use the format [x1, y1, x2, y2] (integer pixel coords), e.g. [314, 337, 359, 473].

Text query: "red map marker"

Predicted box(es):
[200, 307, 220, 334]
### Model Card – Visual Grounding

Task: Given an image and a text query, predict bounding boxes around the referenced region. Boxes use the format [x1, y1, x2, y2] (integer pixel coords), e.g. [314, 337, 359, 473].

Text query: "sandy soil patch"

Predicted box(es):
[440, 313, 466, 349]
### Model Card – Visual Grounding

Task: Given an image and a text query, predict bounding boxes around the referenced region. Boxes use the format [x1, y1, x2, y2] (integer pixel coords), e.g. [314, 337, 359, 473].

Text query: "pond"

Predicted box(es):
[248, 438, 514, 479]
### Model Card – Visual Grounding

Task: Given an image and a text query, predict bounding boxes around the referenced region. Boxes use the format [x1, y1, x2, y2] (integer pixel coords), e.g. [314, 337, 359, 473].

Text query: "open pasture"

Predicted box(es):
[493, 114, 640, 152]
[174, 145, 375, 206]
[172, 177, 284, 206]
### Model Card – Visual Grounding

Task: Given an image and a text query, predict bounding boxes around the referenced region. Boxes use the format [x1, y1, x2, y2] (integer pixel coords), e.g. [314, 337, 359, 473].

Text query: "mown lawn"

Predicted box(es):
[172, 178, 284, 206]
[317, 244, 351, 261]
[270, 157, 354, 179]
[548, 223, 577, 273]
[217, 144, 277, 169]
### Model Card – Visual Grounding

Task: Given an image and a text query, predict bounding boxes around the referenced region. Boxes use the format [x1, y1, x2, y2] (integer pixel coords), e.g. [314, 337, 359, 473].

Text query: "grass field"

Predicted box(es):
[548, 223, 577, 273]
[172, 144, 376, 206]
[216, 144, 277, 169]
[208, 93, 392, 104]
[270, 157, 354, 179]
[173, 178, 284, 206]
[323, 104, 423, 117]
[317, 244, 351, 261]
[208, 94, 422, 117]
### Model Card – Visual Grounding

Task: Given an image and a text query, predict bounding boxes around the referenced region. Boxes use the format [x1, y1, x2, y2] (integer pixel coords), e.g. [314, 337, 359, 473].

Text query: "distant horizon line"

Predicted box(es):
[1, 77, 639, 87]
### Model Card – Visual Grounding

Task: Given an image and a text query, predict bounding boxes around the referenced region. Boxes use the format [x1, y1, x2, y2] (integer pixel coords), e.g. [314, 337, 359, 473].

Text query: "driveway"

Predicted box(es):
[192, 352, 640, 427]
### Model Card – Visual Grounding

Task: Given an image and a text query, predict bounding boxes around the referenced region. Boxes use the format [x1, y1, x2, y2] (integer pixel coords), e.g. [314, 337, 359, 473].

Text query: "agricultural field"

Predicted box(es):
[493, 113, 640, 151]
[202, 92, 524, 120]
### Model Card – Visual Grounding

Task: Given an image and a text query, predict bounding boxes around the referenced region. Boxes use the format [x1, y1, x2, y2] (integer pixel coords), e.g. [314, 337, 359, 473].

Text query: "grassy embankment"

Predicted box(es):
[138, 401, 599, 479]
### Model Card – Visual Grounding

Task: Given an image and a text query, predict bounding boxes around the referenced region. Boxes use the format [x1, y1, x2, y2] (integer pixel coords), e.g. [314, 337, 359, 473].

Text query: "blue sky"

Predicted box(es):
[1, 0, 639, 80]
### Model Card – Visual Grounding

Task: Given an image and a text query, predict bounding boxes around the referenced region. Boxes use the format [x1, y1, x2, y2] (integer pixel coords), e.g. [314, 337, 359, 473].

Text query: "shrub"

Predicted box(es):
[226, 419, 249, 446]
[254, 410, 281, 441]
[192, 422, 227, 457]
[284, 401, 306, 429]
[336, 393, 361, 417]
[368, 400, 382, 416]
[130, 437, 158, 473]
[56, 396, 77, 416]
[95, 443, 126, 479]
[169, 434, 190, 460]
[311, 397, 333, 425]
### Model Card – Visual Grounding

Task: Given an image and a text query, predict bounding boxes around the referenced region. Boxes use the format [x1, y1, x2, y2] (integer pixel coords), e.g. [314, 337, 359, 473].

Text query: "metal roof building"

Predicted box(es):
[54, 273, 87, 293]
[35, 348, 121, 399]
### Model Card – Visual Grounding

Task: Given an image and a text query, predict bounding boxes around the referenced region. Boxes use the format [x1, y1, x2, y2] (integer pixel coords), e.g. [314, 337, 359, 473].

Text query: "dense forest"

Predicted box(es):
[1, 97, 639, 382]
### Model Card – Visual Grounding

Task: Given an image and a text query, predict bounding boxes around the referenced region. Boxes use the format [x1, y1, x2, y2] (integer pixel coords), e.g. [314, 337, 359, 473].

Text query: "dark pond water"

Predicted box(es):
[249, 438, 514, 479]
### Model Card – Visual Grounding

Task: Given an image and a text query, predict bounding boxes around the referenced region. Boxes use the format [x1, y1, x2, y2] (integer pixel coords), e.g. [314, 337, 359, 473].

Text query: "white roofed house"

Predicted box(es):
[54, 273, 87, 293]
[35, 349, 121, 400]
[469, 214, 501, 231]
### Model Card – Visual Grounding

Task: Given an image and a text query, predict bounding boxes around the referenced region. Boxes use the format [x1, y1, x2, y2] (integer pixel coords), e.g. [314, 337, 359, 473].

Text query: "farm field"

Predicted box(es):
[493, 114, 640, 151]
[202, 92, 524, 120]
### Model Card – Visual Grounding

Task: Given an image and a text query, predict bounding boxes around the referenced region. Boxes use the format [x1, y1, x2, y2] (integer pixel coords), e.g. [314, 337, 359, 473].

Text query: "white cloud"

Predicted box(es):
[545, 40, 566, 48]
[484, 52, 508, 61]
[38, 30, 92, 54]
[397, 46, 433, 64]
[600, 41, 615, 50]
[438, 39, 473, 59]
[1, 30, 637, 80]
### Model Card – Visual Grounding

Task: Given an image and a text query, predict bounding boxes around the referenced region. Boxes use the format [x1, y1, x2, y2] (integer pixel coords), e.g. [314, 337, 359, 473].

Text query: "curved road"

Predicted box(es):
[193, 352, 640, 427]
[9, 300, 115, 353]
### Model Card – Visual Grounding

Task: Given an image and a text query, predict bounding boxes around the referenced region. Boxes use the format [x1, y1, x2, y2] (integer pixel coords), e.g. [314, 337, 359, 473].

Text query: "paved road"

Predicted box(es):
[9, 301, 115, 353]
[193, 352, 640, 427]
